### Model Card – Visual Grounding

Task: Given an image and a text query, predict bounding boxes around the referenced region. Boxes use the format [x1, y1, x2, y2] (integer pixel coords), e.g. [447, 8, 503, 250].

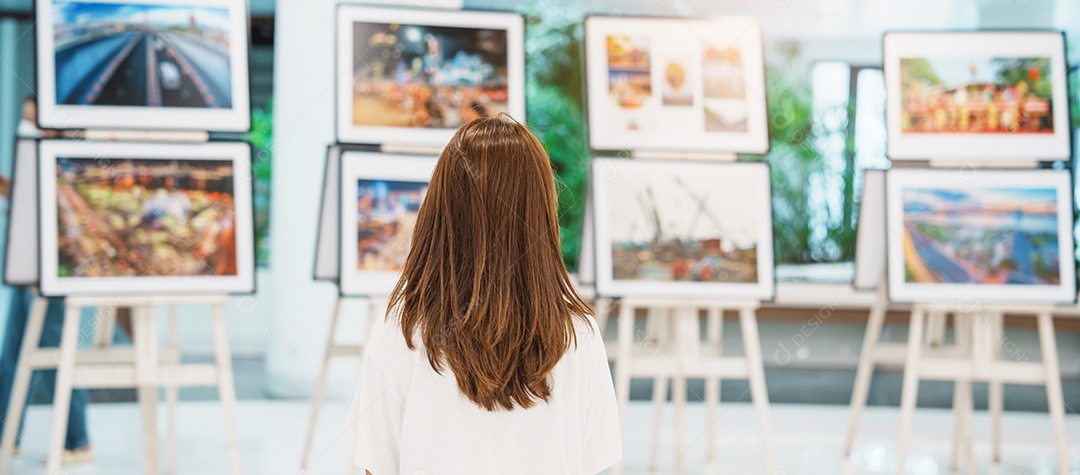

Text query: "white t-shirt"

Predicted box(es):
[342, 312, 622, 475]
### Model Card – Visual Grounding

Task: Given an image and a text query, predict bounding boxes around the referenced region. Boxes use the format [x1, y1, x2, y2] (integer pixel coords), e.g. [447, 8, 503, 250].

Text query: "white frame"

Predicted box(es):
[5, 140, 40, 286]
[584, 16, 768, 155]
[883, 31, 1071, 161]
[591, 157, 775, 299]
[335, 6, 525, 147]
[35, 0, 251, 132]
[338, 151, 438, 297]
[38, 140, 255, 296]
[886, 168, 1075, 304]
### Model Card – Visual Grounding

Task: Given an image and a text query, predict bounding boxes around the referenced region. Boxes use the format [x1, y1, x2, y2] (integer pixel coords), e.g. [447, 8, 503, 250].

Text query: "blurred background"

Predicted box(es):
[2, 0, 1080, 472]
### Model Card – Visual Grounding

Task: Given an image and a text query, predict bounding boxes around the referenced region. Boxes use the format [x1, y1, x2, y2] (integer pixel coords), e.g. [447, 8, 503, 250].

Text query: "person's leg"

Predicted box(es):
[36, 297, 90, 450]
[0, 287, 32, 446]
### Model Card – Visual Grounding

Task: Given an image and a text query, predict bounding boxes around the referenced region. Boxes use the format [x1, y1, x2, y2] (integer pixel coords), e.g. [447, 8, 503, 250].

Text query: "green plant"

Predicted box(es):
[744, 44, 858, 264]
[523, 5, 589, 271]
[245, 101, 274, 267]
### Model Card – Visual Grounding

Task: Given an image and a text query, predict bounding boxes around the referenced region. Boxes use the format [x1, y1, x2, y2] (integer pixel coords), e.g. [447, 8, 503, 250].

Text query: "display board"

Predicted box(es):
[885, 168, 1075, 303]
[313, 145, 342, 281]
[335, 6, 525, 147]
[584, 16, 768, 155]
[883, 31, 1070, 161]
[853, 169, 886, 290]
[37, 140, 255, 296]
[576, 192, 595, 286]
[590, 158, 774, 299]
[35, 0, 251, 131]
[5, 140, 40, 286]
[338, 151, 438, 297]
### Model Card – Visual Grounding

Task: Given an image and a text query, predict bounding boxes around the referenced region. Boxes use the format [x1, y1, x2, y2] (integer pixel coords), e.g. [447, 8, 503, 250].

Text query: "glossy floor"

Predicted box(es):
[6, 400, 1078, 474]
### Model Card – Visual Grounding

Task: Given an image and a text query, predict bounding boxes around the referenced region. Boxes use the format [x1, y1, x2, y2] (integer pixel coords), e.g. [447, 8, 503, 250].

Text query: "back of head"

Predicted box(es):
[389, 115, 592, 411]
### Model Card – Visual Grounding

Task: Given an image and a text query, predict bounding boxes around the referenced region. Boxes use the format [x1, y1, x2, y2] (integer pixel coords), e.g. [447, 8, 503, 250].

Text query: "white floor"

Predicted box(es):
[6, 400, 1079, 474]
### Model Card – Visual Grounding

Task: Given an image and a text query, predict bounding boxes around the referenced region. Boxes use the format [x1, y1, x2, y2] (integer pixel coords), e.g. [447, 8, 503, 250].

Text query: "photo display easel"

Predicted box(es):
[1, 0, 255, 472]
[303, 4, 525, 472]
[845, 30, 1075, 475]
[581, 15, 776, 475]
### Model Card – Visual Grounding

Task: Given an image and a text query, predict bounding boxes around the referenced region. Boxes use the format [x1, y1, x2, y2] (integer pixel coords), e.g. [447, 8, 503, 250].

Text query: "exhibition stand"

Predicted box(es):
[0, 294, 242, 475]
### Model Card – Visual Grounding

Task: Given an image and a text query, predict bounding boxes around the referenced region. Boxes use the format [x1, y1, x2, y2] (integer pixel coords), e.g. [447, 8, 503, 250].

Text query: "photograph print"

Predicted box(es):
[338, 151, 438, 297]
[884, 32, 1070, 160]
[585, 16, 767, 154]
[37, 140, 255, 296]
[591, 158, 774, 299]
[886, 168, 1075, 303]
[337, 6, 524, 146]
[36, 0, 250, 131]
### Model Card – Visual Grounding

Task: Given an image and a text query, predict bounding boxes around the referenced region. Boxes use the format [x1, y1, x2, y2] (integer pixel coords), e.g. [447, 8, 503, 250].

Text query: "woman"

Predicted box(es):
[344, 116, 621, 474]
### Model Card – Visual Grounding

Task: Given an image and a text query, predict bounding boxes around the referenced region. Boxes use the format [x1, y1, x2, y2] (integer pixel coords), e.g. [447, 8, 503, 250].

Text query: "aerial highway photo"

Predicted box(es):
[52, 0, 234, 108]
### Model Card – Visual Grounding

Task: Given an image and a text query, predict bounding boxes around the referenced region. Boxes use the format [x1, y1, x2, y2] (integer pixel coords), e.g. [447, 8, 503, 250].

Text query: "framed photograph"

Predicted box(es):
[314, 145, 342, 281]
[338, 151, 437, 297]
[37, 140, 255, 296]
[584, 16, 768, 155]
[336, 6, 525, 147]
[886, 168, 1075, 303]
[591, 158, 774, 300]
[35, 0, 251, 131]
[883, 31, 1071, 161]
[853, 169, 887, 290]
[5, 140, 41, 286]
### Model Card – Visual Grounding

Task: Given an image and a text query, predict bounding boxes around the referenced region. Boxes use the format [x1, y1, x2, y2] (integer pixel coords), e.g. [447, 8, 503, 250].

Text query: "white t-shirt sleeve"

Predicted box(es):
[342, 316, 407, 475]
[581, 318, 622, 474]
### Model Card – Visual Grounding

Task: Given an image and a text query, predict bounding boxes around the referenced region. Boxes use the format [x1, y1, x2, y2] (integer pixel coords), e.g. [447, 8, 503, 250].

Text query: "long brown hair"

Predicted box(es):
[388, 115, 592, 411]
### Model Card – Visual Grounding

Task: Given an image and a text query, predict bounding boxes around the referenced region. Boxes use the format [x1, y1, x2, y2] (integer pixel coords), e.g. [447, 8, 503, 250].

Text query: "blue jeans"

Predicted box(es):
[0, 287, 90, 450]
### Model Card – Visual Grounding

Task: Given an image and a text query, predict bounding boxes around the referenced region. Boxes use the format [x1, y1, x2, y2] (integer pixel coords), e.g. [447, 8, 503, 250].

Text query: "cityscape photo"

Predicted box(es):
[56, 158, 238, 278]
[899, 56, 1053, 134]
[351, 22, 510, 129]
[52, 0, 234, 108]
[607, 166, 762, 284]
[902, 186, 1060, 285]
[356, 179, 428, 271]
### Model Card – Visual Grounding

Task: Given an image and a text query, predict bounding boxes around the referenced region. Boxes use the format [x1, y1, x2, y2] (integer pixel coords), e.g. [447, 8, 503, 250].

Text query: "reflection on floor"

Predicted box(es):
[6, 400, 1077, 474]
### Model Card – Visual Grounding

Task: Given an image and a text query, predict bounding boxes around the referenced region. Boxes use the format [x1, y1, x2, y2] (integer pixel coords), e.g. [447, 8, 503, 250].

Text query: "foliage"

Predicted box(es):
[743, 44, 857, 264]
[523, 5, 589, 271]
[245, 101, 273, 267]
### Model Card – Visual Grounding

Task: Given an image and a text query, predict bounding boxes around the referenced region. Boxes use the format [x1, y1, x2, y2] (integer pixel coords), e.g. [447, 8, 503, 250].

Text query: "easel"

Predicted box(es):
[894, 302, 1069, 474]
[596, 150, 774, 475]
[611, 298, 774, 475]
[0, 293, 242, 475]
[880, 157, 1070, 474]
[299, 292, 385, 473]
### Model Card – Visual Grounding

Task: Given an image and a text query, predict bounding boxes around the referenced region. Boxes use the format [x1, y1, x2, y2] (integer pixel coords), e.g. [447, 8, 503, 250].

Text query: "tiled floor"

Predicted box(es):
[6, 399, 1079, 474]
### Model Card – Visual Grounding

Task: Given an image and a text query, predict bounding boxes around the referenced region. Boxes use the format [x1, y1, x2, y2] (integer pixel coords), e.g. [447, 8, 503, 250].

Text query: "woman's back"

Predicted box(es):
[346, 312, 619, 474]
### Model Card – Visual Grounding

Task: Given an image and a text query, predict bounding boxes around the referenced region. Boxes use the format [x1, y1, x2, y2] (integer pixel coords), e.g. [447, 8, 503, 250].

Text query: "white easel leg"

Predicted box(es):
[301, 296, 343, 471]
[704, 307, 722, 465]
[1036, 312, 1069, 474]
[672, 309, 694, 475]
[211, 303, 243, 475]
[896, 307, 926, 475]
[166, 305, 180, 475]
[0, 296, 49, 471]
[738, 306, 775, 474]
[612, 302, 635, 475]
[988, 312, 1003, 466]
[594, 298, 612, 337]
[647, 374, 667, 473]
[45, 303, 81, 474]
[135, 305, 160, 475]
[957, 378, 975, 475]
[844, 297, 886, 457]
